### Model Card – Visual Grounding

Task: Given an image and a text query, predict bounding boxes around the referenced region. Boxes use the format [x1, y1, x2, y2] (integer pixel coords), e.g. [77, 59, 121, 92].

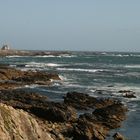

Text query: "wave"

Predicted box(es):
[25, 62, 61, 68]
[130, 54, 140, 57]
[35, 54, 76, 58]
[57, 68, 104, 73]
[107, 54, 130, 57]
[124, 65, 140, 68]
[6, 55, 28, 58]
[59, 75, 67, 81]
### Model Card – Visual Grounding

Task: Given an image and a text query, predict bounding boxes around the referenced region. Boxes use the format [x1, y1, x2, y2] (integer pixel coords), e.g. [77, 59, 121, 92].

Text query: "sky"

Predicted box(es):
[0, 0, 140, 52]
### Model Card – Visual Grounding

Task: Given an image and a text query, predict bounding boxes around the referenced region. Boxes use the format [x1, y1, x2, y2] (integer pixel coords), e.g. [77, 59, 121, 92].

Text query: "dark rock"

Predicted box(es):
[118, 90, 136, 98]
[0, 89, 77, 123]
[119, 90, 133, 93]
[71, 118, 107, 140]
[64, 92, 116, 110]
[123, 93, 136, 98]
[30, 103, 77, 122]
[92, 103, 127, 129]
[68, 102, 127, 140]
[0, 89, 48, 109]
[0, 90, 128, 140]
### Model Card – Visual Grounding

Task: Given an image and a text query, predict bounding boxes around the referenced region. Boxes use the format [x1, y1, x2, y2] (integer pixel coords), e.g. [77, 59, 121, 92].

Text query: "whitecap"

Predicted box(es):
[57, 68, 103, 73]
[6, 55, 28, 58]
[34, 54, 76, 58]
[59, 75, 67, 81]
[25, 62, 61, 68]
[35, 55, 56, 58]
[124, 65, 140, 68]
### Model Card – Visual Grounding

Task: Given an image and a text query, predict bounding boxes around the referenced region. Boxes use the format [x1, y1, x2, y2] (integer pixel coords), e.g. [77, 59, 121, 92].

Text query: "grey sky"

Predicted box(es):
[0, 0, 140, 52]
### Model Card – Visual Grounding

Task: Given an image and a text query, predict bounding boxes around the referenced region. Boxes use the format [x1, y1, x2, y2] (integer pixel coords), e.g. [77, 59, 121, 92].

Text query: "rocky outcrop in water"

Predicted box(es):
[0, 66, 60, 90]
[0, 89, 127, 140]
[119, 90, 136, 98]
[64, 91, 117, 110]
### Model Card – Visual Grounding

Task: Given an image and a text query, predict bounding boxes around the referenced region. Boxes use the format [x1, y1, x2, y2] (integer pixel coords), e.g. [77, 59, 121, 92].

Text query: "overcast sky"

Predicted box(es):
[0, 0, 140, 52]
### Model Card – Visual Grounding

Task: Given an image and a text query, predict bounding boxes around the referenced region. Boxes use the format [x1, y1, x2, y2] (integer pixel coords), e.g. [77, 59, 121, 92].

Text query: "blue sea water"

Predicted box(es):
[0, 51, 140, 140]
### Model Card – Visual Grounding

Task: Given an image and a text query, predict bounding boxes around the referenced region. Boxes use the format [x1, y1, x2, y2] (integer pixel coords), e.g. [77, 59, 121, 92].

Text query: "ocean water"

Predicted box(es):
[1, 51, 140, 140]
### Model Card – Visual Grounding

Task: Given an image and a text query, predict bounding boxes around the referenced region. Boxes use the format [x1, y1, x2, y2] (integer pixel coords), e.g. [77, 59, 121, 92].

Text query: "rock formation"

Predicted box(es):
[0, 66, 60, 90]
[0, 103, 54, 140]
[0, 89, 127, 140]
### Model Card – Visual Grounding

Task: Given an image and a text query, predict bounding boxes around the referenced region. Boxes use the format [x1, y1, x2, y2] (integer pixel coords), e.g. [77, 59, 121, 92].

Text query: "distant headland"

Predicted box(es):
[0, 44, 70, 56]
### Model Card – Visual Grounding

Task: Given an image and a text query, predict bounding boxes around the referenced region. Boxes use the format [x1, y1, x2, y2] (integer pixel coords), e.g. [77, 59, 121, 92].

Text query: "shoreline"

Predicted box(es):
[0, 65, 128, 140]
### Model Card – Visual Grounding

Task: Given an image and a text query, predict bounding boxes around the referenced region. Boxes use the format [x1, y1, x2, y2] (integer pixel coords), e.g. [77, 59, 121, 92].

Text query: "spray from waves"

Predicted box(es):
[57, 68, 104, 73]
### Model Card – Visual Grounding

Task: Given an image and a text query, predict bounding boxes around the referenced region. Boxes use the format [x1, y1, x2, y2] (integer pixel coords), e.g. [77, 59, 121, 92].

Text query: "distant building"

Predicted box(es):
[1, 44, 10, 50]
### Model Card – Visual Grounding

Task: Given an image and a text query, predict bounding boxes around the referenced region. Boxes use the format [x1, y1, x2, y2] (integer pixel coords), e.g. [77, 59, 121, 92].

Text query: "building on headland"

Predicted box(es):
[1, 44, 10, 51]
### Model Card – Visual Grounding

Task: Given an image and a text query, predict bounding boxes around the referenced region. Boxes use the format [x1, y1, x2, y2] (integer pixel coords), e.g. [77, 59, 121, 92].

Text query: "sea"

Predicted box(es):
[0, 51, 140, 140]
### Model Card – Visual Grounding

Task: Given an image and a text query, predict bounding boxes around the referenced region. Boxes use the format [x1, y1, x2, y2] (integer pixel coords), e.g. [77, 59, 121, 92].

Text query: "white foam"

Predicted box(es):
[124, 65, 140, 68]
[6, 55, 29, 58]
[25, 62, 61, 68]
[35, 55, 56, 58]
[35, 54, 76, 58]
[59, 75, 67, 81]
[57, 68, 103, 73]
[130, 54, 140, 57]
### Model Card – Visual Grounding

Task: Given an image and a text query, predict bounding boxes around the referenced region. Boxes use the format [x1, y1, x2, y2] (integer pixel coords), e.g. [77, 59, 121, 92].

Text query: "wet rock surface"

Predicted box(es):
[0, 66, 60, 90]
[64, 92, 117, 110]
[119, 90, 136, 98]
[0, 89, 127, 140]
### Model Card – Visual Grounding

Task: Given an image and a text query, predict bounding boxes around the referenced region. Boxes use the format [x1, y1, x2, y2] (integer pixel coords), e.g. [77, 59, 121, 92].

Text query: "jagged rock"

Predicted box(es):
[0, 103, 54, 140]
[113, 132, 125, 140]
[92, 103, 127, 129]
[0, 89, 77, 123]
[71, 118, 107, 140]
[123, 93, 136, 98]
[0, 89, 48, 109]
[67, 102, 127, 140]
[64, 92, 117, 110]
[30, 103, 77, 122]
[0, 90, 127, 140]
[119, 90, 136, 98]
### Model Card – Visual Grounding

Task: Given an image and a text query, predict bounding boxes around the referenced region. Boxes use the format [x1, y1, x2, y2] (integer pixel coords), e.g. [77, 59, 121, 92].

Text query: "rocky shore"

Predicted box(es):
[0, 65, 60, 90]
[0, 66, 127, 140]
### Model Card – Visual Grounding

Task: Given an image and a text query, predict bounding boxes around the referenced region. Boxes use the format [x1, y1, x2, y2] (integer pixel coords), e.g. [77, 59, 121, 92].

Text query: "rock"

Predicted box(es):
[119, 90, 133, 93]
[123, 93, 136, 98]
[0, 103, 54, 140]
[30, 103, 77, 122]
[0, 66, 60, 90]
[68, 102, 127, 140]
[92, 103, 127, 129]
[118, 90, 136, 98]
[0, 89, 77, 123]
[0, 90, 128, 140]
[113, 132, 125, 140]
[0, 89, 48, 109]
[64, 92, 117, 110]
[71, 117, 107, 140]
